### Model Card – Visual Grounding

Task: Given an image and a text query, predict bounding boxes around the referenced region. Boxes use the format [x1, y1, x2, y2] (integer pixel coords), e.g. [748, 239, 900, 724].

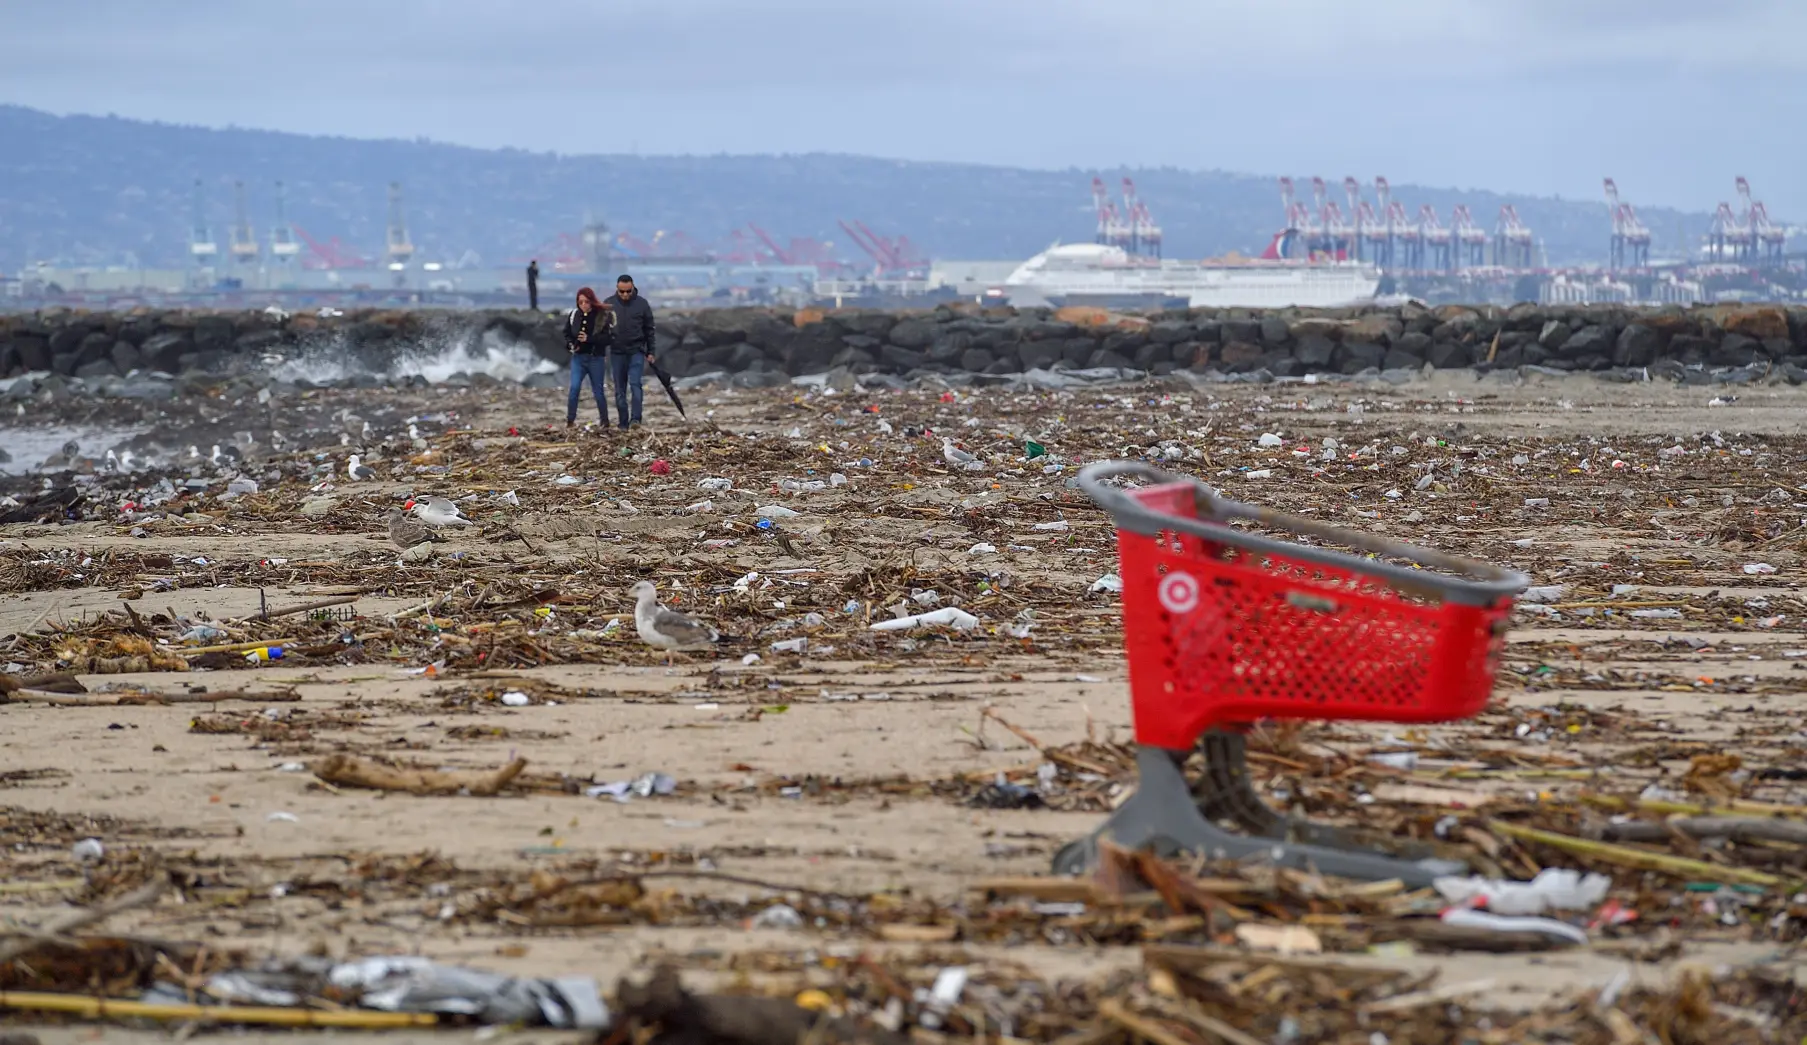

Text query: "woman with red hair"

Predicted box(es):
[564, 287, 614, 429]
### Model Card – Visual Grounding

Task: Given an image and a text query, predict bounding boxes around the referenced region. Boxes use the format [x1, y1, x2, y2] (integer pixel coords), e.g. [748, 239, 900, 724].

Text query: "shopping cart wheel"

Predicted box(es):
[1052, 745, 1466, 887]
[1191, 730, 1444, 860]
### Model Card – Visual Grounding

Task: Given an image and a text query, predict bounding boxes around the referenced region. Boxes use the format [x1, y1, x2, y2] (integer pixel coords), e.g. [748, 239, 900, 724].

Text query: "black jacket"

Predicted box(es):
[564, 306, 612, 356]
[606, 292, 655, 355]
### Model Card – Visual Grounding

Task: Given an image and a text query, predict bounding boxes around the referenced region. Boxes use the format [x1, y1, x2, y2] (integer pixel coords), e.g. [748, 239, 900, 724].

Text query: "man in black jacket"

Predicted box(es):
[526, 260, 539, 311]
[604, 274, 656, 429]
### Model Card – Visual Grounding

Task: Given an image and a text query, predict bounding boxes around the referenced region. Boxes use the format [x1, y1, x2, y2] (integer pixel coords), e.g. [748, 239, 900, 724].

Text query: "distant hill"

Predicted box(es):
[0, 104, 1713, 272]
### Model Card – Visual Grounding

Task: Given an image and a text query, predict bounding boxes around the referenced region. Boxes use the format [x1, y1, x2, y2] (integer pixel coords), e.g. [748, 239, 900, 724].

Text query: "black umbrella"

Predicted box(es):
[647, 359, 686, 419]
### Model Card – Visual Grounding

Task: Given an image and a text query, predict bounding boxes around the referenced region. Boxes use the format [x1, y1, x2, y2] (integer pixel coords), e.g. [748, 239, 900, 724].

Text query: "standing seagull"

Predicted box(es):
[347, 454, 376, 481]
[386, 509, 441, 550]
[628, 581, 722, 662]
[409, 497, 475, 528]
[941, 436, 984, 471]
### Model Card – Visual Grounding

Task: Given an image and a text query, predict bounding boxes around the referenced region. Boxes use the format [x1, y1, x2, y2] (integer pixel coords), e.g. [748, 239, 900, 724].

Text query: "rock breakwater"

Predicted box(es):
[4, 302, 1807, 396]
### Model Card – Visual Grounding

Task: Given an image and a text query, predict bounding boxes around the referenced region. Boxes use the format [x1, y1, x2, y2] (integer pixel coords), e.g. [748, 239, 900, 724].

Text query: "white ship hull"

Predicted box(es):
[1000, 243, 1380, 310]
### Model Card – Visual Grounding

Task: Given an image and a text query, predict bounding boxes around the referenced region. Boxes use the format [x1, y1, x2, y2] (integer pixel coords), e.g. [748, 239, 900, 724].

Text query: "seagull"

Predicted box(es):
[629, 581, 722, 662]
[409, 496, 475, 527]
[386, 510, 441, 550]
[941, 437, 983, 471]
[347, 454, 376, 481]
[209, 444, 224, 467]
[408, 423, 428, 451]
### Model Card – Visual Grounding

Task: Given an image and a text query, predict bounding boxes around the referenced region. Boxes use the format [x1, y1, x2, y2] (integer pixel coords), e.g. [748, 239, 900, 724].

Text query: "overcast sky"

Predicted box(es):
[3, 0, 1802, 216]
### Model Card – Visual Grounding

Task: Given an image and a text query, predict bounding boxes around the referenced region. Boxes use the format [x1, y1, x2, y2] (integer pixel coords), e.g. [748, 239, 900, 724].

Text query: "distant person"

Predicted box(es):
[605, 274, 656, 429]
[564, 287, 613, 429]
[526, 259, 540, 311]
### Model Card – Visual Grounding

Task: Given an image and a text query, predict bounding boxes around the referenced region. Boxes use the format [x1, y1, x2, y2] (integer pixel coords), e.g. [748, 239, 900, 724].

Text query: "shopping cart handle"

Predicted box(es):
[1076, 460, 1529, 606]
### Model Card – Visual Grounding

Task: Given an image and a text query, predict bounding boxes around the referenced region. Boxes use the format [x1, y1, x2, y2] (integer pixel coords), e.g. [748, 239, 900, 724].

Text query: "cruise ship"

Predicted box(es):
[996, 241, 1381, 310]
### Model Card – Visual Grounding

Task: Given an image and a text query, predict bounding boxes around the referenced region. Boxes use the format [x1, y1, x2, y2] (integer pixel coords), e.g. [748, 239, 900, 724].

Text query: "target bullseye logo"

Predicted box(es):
[1157, 571, 1200, 614]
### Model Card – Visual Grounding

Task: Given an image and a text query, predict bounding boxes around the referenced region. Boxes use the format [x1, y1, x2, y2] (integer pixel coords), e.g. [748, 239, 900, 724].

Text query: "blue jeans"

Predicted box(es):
[567, 353, 609, 424]
[609, 351, 644, 426]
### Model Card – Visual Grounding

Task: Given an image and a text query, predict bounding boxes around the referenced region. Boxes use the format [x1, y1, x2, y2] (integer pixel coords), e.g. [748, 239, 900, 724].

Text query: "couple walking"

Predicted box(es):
[566, 274, 657, 429]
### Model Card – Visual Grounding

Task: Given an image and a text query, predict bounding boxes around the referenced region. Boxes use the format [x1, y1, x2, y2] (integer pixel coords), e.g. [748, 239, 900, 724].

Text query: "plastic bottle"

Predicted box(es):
[244, 646, 284, 662]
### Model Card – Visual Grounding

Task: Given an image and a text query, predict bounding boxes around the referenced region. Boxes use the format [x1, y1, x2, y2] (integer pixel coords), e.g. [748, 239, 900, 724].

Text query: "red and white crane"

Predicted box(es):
[1419, 204, 1451, 270]
[1371, 177, 1411, 267]
[1278, 177, 1314, 259]
[1494, 205, 1534, 268]
[1451, 205, 1488, 267]
[1737, 176, 1786, 265]
[1388, 198, 1420, 269]
[1602, 178, 1650, 269]
[1343, 177, 1365, 260]
[837, 219, 928, 279]
[1091, 177, 1113, 246]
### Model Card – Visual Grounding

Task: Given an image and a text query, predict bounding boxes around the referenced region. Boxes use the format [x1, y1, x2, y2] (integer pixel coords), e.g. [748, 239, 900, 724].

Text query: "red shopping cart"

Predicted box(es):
[1053, 462, 1527, 885]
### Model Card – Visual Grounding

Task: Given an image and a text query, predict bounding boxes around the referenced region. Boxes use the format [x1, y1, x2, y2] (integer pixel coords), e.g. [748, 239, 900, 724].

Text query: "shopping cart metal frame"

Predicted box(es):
[1053, 462, 1528, 886]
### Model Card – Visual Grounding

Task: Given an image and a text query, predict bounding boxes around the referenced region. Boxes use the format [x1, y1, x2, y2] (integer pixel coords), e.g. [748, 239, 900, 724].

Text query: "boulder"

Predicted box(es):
[1427, 341, 1473, 369]
[1148, 321, 1190, 345]
[961, 348, 997, 372]
[1336, 341, 1385, 373]
[1395, 331, 1433, 355]
[235, 330, 283, 353]
[726, 343, 765, 371]
[837, 311, 897, 339]
[1718, 307, 1789, 342]
[1709, 334, 1765, 368]
[346, 320, 395, 344]
[840, 334, 880, 351]
[1667, 334, 1714, 365]
[74, 358, 117, 381]
[1220, 320, 1260, 344]
[1133, 341, 1169, 369]
[1559, 326, 1612, 358]
[1219, 341, 1265, 371]
[932, 338, 975, 365]
[1288, 318, 1342, 342]
[1613, 324, 1659, 367]
[887, 318, 936, 349]
[829, 345, 876, 370]
[13, 335, 50, 372]
[879, 344, 926, 371]
[1259, 317, 1291, 345]
[1087, 348, 1135, 370]
[194, 315, 236, 350]
[1346, 314, 1402, 344]
[1538, 319, 1570, 349]
[1382, 347, 1423, 371]
[1102, 330, 1148, 357]
[1295, 335, 1335, 368]
[117, 318, 159, 346]
[110, 340, 141, 373]
[47, 325, 88, 359]
[140, 332, 193, 373]
[1018, 341, 1062, 371]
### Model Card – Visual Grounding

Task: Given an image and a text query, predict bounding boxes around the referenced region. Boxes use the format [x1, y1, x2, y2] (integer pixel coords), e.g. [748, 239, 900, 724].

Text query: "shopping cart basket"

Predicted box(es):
[1053, 462, 1528, 886]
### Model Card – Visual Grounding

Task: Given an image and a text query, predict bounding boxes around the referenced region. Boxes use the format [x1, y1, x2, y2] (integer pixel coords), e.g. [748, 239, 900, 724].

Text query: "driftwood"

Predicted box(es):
[1597, 815, 1807, 846]
[311, 753, 527, 796]
[0, 877, 171, 966]
[4, 689, 299, 707]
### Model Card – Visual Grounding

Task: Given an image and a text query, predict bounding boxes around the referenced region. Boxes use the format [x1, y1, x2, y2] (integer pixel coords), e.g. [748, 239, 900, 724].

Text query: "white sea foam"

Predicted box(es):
[268, 326, 556, 386]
